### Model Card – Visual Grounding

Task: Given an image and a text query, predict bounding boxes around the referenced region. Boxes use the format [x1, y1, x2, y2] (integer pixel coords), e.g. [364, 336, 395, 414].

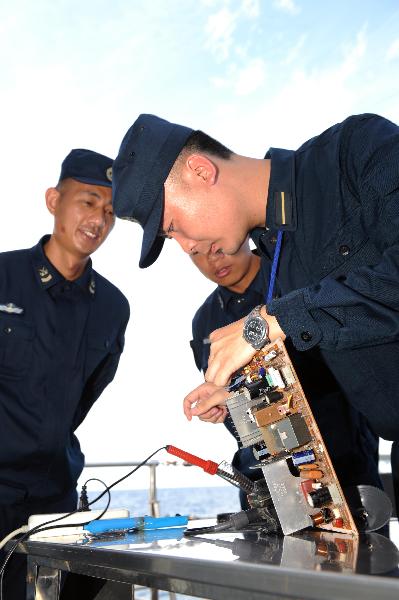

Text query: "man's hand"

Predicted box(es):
[183, 382, 229, 424]
[205, 307, 285, 386]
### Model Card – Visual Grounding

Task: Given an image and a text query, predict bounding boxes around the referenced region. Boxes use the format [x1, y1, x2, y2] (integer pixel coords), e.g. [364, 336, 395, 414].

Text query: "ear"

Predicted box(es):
[185, 154, 218, 186]
[45, 187, 60, 216]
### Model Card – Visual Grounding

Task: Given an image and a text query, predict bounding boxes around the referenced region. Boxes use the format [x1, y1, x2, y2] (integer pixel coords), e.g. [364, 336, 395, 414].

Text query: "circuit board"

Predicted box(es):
[226, 338, 358, 537]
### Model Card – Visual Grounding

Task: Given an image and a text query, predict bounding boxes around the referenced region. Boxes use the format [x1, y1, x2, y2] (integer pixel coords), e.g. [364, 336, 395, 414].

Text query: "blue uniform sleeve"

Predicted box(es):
[191, 308, 207, 372]
[73, 304, 130, 429]
[267, 115, 399, 351]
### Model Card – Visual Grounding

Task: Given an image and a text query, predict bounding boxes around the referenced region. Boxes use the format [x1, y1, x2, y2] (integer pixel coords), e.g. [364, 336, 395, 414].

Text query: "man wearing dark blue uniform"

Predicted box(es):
[0, 149, 130, 599]
[190, 240, 381, 509]
[111, 112, 399, 513]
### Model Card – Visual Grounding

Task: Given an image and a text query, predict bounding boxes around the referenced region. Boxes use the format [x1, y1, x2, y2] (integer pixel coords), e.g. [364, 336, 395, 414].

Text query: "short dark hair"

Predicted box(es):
[182, 130, 233, 160]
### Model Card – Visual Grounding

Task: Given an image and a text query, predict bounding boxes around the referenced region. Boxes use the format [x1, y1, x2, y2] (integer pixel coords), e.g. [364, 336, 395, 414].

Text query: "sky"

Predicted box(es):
[0, 0, 398, 491]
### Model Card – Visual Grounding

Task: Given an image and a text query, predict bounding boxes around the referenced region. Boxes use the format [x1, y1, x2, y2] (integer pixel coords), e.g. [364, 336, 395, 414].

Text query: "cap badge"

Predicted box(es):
[106, 166, 113, 182]
[38, 266, 53, 283]
[0, 302, 24, 315]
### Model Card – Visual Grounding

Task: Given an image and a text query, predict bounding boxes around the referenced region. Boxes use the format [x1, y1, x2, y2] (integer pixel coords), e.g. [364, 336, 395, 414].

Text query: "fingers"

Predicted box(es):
[183, 382, 224, 421]
[190, 387, 229, 417]
[198, 406, 227, 424]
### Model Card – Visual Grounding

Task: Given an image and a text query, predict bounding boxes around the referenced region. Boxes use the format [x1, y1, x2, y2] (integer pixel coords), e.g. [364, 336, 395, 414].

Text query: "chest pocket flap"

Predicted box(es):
[0, 317, 34, 377]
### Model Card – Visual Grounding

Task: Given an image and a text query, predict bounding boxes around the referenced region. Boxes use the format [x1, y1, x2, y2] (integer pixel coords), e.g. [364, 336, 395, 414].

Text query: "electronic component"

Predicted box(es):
[292, 449, 316, 466]
[308, 487, 333, 508]
[226, 339, 361, 537]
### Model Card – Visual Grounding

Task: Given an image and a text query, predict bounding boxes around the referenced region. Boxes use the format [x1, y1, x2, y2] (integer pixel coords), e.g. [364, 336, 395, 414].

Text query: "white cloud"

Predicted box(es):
[205, 7, 238, 60]
[241, 0, 260, 18]
[274, 0, 300, 15]
[235, 58, 267, 94]
[282, 33, 307, 65]
[211, 57, 266, 95]
[386, 38, 399, 61]
[204, 0, 260, 61]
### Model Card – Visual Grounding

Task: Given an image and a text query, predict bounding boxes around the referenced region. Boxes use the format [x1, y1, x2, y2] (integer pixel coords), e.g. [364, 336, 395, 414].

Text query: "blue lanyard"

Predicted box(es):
[265, 230, 283, 304]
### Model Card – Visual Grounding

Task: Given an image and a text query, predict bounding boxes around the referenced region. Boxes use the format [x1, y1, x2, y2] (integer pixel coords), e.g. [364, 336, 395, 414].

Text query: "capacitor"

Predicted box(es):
[292, 449, 315, 466]
[311, 512, 326, 527]
[333, 518, 344, 528]
[299, 469, 324, 480]
[310, 507, 333, 527]
[308, 487, 333, 508]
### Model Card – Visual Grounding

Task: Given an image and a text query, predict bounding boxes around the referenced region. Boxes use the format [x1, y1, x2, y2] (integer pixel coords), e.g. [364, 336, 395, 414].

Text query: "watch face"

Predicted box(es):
[243, 316, 267, 348]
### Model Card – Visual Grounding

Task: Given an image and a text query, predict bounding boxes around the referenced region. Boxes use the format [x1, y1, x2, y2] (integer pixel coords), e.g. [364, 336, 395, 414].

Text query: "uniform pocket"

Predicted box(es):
[84, 329, 118, 379]
[0, 317, 34, 379]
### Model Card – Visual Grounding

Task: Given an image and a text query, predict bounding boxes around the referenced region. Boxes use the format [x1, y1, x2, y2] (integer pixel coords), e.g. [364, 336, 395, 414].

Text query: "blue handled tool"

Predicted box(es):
[84, 515, 188, 535]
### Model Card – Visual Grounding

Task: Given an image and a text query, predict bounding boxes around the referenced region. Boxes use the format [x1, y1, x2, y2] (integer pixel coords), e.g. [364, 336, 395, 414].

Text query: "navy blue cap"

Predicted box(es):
[59, 149, 113, 188]
[112, 114, 193, 268]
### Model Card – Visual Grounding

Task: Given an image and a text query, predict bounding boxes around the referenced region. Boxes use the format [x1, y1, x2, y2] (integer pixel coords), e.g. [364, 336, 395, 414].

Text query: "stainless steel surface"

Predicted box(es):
[35, 566, 61, 600]
[15, 520, 399, 600]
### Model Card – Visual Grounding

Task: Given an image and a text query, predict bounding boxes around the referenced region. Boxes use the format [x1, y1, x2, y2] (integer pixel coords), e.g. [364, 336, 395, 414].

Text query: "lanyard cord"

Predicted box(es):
[265, 230, 283, 305]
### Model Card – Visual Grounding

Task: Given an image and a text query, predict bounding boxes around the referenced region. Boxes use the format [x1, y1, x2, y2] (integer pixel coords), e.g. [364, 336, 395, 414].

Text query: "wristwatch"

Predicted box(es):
[242, 305, 270, 350]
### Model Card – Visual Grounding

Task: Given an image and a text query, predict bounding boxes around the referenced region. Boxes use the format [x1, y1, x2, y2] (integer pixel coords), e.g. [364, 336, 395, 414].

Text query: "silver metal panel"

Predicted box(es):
[226, 390, 264, 447]
[262, 459, 313, 535]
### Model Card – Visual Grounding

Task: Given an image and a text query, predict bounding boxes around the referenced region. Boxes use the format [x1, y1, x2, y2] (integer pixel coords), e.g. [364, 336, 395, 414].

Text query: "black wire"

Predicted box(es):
[87, 446, 166, 506]
[0, 446, 166, 600]
[184, 521, 233, 536]
[0, 480, 111, 600]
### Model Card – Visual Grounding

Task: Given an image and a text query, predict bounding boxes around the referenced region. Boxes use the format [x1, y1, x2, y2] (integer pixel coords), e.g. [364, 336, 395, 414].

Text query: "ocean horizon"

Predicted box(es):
[88, 485, 241, 519]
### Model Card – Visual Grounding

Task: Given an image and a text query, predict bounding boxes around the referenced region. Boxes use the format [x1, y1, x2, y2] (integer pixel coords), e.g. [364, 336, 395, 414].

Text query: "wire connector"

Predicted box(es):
[78, 484, 90, 512]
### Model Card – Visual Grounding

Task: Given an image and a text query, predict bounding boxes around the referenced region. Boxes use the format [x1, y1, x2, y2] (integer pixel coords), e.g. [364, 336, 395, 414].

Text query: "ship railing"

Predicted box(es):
[84, 454, 395, 518]
[84, 460, 161, 517]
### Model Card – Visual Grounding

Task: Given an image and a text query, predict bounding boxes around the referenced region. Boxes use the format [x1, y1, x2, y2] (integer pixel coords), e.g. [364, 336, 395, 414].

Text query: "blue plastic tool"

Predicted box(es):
[84, 515, 188, 535]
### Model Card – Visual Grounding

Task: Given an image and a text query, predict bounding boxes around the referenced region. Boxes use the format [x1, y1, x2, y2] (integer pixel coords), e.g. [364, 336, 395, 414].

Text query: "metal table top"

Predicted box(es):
[16, 520, 399, 600]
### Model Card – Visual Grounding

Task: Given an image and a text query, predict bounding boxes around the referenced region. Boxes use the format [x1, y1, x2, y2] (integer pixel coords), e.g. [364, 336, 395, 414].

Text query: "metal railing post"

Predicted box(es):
[149, 464, 160, 517]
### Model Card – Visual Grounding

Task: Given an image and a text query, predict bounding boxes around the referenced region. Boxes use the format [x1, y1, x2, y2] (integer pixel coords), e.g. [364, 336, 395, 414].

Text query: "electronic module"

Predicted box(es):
[226, 338, 360, 536]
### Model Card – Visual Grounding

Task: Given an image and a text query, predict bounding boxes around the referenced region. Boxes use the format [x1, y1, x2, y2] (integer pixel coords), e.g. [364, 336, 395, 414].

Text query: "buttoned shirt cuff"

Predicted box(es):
[267, 289, 323, 351]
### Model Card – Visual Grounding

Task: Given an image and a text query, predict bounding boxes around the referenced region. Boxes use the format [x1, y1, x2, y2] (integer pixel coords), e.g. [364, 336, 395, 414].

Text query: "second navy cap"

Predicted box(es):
[59, 149, 113, 188]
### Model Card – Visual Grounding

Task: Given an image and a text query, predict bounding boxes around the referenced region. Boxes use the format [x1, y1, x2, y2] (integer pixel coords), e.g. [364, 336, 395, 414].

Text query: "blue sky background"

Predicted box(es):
[0, 0, 398, 488]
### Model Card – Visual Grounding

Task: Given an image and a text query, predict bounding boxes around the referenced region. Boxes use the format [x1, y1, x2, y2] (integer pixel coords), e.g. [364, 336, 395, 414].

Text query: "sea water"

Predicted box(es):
[88, 485, 240, 518]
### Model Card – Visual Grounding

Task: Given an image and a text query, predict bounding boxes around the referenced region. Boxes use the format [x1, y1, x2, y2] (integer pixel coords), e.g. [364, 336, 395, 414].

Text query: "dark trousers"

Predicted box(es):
[0, 490, 105, 600]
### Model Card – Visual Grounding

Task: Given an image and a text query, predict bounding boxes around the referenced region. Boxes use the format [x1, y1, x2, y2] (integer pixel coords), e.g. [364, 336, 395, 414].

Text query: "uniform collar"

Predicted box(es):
[264, 148, 297, 232]
[30, 235, 96, 296]
[217, 266, 265, 311]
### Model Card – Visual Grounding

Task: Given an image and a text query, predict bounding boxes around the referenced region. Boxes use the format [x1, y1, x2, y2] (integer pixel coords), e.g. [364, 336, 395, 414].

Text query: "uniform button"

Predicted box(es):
[3, 327, 12, 334]
[236, 298, 245, 304]
[301, 331, 312, 342]
[104, 340, 110, 349]
[339, 245, 350, 256]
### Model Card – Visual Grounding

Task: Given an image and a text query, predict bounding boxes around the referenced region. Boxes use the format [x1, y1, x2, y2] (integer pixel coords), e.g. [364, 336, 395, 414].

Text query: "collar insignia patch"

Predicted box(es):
[38, 266, 53, 283]
[0, 302, 24, 315]
[89, 278, 96, 295]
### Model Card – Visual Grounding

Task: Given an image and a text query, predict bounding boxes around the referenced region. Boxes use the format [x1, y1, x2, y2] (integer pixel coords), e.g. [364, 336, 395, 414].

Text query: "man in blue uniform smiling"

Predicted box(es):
[0, 149, 130, 599]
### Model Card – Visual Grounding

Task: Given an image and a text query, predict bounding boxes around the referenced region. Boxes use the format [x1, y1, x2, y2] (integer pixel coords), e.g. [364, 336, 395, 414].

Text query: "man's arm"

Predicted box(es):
[205, 309, 284, 385]
[73, 308, 130, 430]
[206, 115, 399, 386]
[268, 114, 399, 352]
